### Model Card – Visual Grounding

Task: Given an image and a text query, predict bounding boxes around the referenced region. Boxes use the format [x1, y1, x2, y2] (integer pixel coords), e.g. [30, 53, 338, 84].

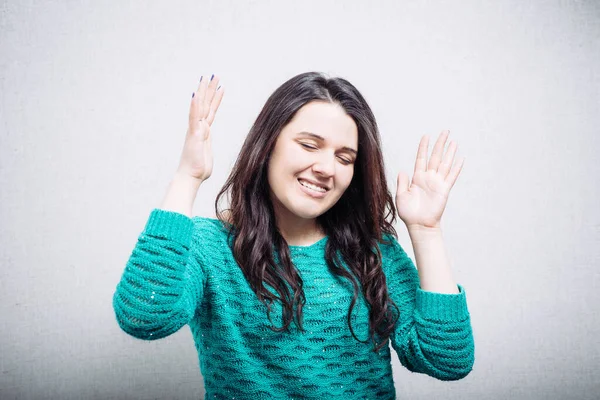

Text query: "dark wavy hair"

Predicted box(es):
[214, 71, 401, 353]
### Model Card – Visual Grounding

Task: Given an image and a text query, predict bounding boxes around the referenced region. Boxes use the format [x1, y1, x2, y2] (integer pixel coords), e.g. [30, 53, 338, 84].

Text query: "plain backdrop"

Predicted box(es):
[1, 0, 599, 399]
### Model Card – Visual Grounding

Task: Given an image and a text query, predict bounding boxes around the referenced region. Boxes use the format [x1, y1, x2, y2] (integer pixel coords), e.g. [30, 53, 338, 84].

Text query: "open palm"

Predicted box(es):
[396, 130, 465, 230]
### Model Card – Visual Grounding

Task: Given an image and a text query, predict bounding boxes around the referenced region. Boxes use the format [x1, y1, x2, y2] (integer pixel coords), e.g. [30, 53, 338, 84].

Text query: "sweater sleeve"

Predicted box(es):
[381, 234, 475, 381]
[112, 209, 207, 340]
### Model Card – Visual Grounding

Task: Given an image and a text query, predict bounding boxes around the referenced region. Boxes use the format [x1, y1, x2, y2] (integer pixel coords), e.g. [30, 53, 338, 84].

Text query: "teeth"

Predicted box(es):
[299, 179, 326, 192]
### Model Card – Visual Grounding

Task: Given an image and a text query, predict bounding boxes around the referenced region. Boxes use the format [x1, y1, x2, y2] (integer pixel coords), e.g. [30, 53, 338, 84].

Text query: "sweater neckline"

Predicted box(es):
[287, 235, 328, 252]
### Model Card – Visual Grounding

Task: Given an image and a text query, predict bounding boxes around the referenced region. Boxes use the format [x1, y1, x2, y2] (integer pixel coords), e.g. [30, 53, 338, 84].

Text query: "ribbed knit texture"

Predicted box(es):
[113, 209, 475, 399]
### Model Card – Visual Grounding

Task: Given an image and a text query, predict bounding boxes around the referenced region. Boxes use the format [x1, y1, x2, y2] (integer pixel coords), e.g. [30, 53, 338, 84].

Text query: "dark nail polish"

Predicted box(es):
[210, 74, 214, 81]
[192, 92, 195, 98]
[199, 76, 203, 82]
[217, 85, 221, 91]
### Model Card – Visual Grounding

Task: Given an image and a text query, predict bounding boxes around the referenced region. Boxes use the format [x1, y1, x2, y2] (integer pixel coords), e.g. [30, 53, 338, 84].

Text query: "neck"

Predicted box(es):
[272, 203, 325, 247]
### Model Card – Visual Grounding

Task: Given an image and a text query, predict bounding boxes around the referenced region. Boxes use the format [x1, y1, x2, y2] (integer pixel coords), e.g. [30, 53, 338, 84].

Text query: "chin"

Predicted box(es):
[290, 198, 339, 219]
[287, 204, 325, 220]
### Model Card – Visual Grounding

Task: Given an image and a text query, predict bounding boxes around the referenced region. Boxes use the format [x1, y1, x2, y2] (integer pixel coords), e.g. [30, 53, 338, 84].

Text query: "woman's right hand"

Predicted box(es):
[177, 74, 225, 183]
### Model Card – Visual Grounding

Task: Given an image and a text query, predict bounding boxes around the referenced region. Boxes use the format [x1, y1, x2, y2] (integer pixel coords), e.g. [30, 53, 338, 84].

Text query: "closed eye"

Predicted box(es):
[300, 143, 353, 165]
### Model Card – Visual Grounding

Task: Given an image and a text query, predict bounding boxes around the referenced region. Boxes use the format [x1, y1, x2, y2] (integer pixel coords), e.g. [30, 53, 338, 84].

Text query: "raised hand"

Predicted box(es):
[395, 130, 465, 230]
[177, 74, 225, 183]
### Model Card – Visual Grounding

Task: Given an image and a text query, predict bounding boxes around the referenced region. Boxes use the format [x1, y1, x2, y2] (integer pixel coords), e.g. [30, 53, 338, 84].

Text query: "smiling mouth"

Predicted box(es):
[297, 178, 328, 193]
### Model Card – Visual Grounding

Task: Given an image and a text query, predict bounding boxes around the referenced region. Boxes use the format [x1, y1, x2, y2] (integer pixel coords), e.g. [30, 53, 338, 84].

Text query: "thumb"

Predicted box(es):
[396, 172, 410, 195]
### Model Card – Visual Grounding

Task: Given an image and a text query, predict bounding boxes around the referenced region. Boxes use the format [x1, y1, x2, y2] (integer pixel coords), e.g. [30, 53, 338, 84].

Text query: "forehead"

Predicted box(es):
[282, 101, 358, 147]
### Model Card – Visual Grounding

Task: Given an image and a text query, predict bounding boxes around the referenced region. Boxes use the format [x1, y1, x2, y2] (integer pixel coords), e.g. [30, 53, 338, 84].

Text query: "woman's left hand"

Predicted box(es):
[395, 130, 465, 230]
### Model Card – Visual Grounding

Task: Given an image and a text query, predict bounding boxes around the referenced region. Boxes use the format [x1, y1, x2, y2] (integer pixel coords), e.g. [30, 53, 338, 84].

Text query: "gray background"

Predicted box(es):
[1, 0, 599, 399]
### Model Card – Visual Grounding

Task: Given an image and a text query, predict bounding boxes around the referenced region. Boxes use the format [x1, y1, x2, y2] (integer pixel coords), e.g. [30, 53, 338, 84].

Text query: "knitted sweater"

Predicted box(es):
[113, 209, 475, 399]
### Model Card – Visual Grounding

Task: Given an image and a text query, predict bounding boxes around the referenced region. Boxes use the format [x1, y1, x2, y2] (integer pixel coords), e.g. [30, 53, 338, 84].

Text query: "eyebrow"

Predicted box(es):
[296, 131, 358, 155]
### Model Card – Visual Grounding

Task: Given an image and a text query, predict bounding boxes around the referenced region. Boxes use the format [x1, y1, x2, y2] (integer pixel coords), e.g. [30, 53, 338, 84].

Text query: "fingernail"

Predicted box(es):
[210, 74, 214, 81]
[199, 76, 203, 83]
[192, 92, 195, 98]
[217, 85, 221, 91]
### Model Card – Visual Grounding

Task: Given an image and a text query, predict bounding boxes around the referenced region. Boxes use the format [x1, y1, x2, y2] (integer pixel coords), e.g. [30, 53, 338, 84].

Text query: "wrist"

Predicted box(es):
[407, 224, 443, 241]
[174, 170, 204, 187]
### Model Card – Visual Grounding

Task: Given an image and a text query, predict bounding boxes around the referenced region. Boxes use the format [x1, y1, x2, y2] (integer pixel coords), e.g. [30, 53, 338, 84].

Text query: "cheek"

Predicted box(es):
[292, 149, 312, 166]
[339, 169, 355, 189]
[278, 145, 305, 169]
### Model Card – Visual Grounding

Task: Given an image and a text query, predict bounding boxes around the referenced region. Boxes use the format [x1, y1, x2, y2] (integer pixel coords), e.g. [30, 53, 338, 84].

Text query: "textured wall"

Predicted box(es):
[1, 0, 599, 399]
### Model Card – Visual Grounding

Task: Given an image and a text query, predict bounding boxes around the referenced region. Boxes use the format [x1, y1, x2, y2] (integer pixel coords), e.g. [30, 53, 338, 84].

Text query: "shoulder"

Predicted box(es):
[377, 232, 411, 266]
[378, 232, 402, 255]
[187, 215, 235, 266]
[190, 212, 232, 243]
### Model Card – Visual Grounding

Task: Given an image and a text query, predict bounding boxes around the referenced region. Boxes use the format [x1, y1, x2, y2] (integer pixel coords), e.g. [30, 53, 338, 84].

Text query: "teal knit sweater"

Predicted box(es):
[113, 209, 474, 399]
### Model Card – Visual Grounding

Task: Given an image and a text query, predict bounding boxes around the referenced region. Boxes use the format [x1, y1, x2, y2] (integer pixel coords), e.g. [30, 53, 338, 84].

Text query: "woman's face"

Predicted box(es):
[267, 100, 359, 223]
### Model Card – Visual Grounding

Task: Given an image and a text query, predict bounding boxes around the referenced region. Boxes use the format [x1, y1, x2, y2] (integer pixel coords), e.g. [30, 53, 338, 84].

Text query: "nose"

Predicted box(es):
[311, 152, 335, 177]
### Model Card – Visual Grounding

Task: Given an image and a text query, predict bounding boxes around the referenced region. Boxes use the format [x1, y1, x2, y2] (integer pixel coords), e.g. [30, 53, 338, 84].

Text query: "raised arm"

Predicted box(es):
[382, 235, 475, 380]
[113, 74, 225, 339]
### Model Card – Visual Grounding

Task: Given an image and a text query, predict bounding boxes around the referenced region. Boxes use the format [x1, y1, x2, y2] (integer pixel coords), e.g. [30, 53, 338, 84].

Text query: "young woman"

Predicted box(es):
[113, 72, 475, 399]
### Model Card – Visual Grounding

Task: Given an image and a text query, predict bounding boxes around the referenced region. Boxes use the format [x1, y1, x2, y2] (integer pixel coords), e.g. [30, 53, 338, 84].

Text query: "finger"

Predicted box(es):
[427, 130, 450, 172]
[189, 76, 203, 123]
[204, 74, 220, 111]
[414, 134, 429, 175]
[438, 140, 457, 180]
[397, 171, 410, 195]
[196, 76, 209, 119]
[189, 92, 198, 125]
[446, 156, 465, 189]
[206, 86, 225, 126]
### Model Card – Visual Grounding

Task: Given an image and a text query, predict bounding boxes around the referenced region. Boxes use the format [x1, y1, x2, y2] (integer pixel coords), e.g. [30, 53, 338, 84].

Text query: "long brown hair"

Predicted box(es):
[214, 72, 400, 353]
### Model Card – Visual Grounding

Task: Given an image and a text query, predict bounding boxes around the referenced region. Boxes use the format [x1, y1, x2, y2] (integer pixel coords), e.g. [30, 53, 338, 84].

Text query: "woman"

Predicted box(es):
[113, 72, 475, 399]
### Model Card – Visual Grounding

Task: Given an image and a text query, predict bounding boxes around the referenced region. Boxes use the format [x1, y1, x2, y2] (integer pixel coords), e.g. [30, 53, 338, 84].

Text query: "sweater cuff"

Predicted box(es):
[142, 208, 194, 247]
[416, 284, 470, 322]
